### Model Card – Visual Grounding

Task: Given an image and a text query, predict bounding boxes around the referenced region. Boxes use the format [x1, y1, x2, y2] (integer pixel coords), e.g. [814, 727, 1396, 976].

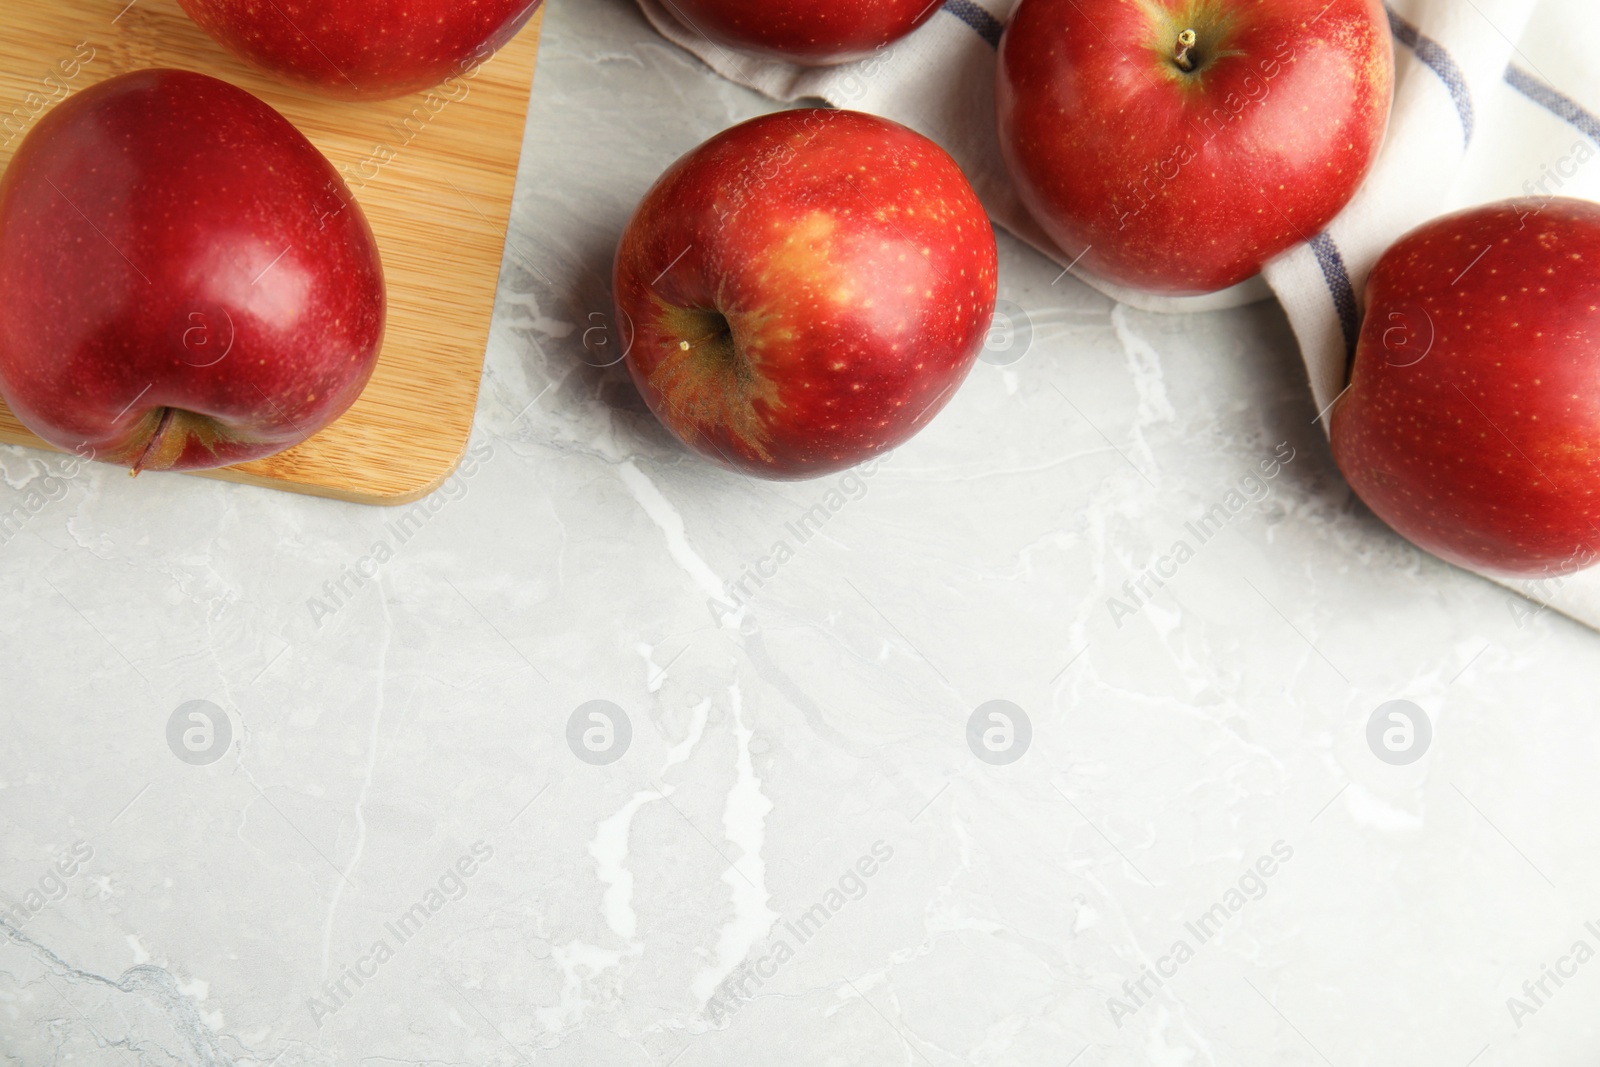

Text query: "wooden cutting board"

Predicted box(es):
[0, 0, 543, 505]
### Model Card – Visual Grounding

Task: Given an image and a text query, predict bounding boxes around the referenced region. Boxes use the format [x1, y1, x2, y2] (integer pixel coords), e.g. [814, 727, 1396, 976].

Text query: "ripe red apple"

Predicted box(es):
[996, 0, 1393, 294]
[177, 0, 542, 99]
[662, 0, 940, 65]
[1331, 198, 1600, 578]
[613, 109, 997, 479]
[0, 70, 384, 474]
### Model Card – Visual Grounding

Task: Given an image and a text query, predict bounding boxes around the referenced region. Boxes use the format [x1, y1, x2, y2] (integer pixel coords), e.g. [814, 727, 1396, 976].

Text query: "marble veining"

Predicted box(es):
[3, 0, 1600, 1065]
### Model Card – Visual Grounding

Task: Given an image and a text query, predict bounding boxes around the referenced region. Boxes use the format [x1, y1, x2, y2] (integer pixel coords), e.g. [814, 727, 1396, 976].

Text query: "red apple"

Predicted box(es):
[177, 0, 542, 99]
[613, 108, 997, 479]
[0, 69, 384, 474]
[662, 0, 940, 65]
[1331, 198, 1600, 578]
[996, 0, 1393, 294]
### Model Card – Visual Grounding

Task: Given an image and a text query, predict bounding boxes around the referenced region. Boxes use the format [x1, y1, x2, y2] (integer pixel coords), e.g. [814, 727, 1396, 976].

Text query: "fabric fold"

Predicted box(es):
[636, 0, 1600, 630]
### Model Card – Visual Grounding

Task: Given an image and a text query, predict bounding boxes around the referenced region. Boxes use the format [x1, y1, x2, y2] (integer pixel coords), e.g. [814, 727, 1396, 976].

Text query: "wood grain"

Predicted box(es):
[0, 0, 543, 504]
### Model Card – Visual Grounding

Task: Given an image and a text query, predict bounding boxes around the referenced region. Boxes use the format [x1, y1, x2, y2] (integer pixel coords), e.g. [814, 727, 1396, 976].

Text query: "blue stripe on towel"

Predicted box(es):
[1386, 5, 1475, 145]
[943, 0, 1003, 48]
[1505, 65, 1600, 146]
[1310, 232, 1362, 363]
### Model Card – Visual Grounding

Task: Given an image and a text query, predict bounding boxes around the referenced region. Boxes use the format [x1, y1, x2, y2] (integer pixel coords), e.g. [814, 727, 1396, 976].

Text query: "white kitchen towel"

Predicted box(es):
[637, 0, 1600, 630]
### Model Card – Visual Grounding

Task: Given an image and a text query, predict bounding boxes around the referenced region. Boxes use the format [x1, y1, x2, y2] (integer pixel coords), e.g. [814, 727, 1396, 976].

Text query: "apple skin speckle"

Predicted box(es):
[0, 70, 385, 473]
[662, 0, 942, 66]
[613, 109, 998, 480]
[1331, 197, 1600, 578]
[996, 0, 1393, 295]
[177, 0, 541, 99]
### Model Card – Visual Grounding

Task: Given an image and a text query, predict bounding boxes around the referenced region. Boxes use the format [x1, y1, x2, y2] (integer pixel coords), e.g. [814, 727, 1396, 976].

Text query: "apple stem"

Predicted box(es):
[677, 332, 726, 353]
[1174, 28, 1198, 71]
[130, 407, 175, 477]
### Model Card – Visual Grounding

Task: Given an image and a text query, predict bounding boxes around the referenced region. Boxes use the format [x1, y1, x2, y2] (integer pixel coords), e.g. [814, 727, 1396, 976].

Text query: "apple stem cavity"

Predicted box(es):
[1174, 28, 1198, 72]
[130, 407, 176, 477]
[677, 330, 730, 353]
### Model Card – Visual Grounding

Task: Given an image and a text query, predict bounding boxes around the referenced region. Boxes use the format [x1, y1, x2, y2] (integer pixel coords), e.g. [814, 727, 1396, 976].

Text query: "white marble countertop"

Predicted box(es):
[4, 2, 1599, 1064]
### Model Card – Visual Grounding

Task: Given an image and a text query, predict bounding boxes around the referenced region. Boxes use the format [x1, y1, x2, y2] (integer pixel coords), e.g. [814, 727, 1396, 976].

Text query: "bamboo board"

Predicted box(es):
[0, 0, 543, 505]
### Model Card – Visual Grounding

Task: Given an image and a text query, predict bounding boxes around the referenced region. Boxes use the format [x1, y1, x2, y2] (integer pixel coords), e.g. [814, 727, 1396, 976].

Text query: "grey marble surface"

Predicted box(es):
[4, 2, 1600, 1065]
